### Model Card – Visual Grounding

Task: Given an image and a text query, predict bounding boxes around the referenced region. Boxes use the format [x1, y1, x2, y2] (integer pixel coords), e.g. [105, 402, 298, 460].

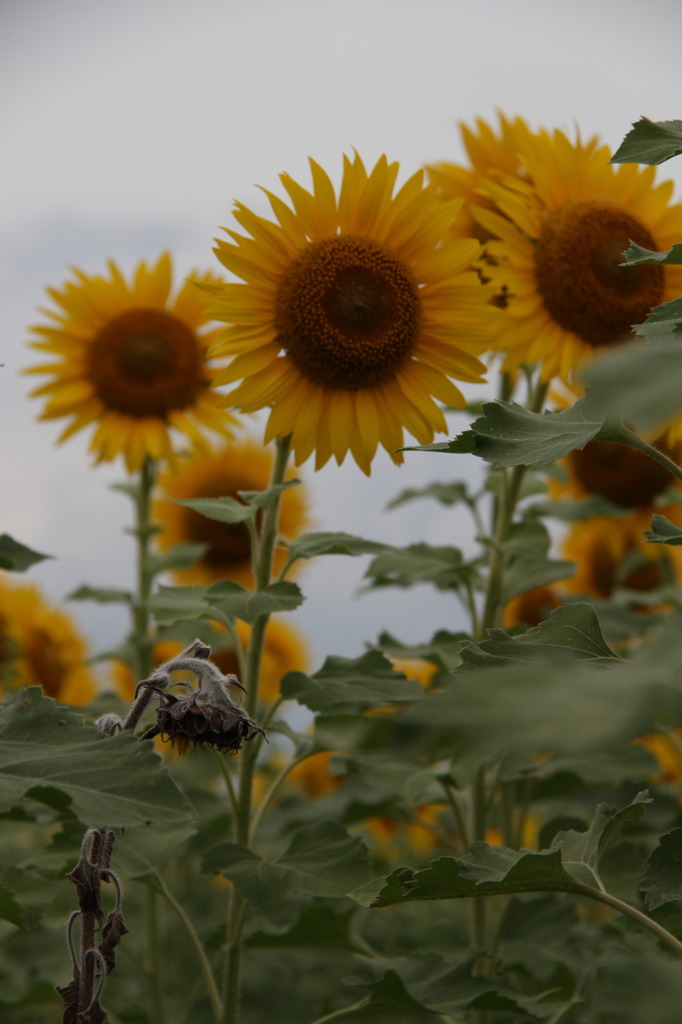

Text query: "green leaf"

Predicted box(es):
[645, 514, 682, 545]
[640, 828, 682, 910]
[581, 336, 682, 430]
[376, 630, 465, 672]
[147, 542, 207, 575]
[386, 482, 473, 510]
[281, 650, 425, 715]
[622, 241, 682, 266]
[238, 478, 301, 509]
[68, 585, 133, 605]
[0, 534, 51, 572]
[632, 297, 682, 343]
[206, 579, 304, 623]
[462, 603, 620, 667]
[452, 399, 604, 468]
[283, 531, 389, 564]
[611, 116, 682, 165]
[0, 882, 40, 929]
[501, 521, 575, 601]
[534, 495, 629, 522]
[401, 436, 475, 455]
[550, 792, 651, 887]
[173, 496, 255, 524]
[365, 543, 477, 591]
[203, 821, 371, 920]
[0, 688, 194, 829]
[147, 584, 211, 624]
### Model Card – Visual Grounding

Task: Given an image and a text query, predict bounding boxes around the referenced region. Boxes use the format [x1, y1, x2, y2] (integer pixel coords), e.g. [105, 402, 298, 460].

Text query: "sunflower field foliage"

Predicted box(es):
[5, 113, 682, 1023]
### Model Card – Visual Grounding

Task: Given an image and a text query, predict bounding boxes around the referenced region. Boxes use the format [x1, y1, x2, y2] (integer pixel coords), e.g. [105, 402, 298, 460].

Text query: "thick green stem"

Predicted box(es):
[132, 458, 156, 683]
[221, 435, 291, 1024]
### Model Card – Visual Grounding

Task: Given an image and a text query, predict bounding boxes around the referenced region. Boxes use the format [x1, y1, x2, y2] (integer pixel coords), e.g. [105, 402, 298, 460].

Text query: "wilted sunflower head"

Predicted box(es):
[474, 126, 682, 384]
[25, 253, 238, 472]
[206, 153, 499, 474]
[154, 438, 309, 587]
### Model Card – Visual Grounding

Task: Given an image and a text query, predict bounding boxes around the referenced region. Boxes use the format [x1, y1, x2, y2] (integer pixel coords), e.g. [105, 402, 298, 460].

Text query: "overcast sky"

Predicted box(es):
[2, 0, 682, 676]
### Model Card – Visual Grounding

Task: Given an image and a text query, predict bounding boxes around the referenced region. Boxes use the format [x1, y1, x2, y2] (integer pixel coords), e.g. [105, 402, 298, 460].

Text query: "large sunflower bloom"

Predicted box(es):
[206, 154, 497, 474]
[154, 438, 309, 587]
[0, 576, 96, 705]
[26, 253, 238, 472]
[426, 112, 535, 241]
[475, 129, 682, 384]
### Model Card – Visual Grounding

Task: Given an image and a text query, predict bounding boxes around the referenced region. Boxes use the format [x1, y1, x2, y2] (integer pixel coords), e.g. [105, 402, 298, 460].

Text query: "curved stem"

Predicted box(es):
[222, 435, 291, 1024]
[573, 883, 682, 958]
[248, 745, 310, 845]
[439, 778, 470, 853]
[156, 875, 222, 1022]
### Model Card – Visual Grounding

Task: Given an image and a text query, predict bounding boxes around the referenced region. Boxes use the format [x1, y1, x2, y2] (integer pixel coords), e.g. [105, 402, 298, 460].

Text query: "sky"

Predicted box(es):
[2, 0, 682, 682]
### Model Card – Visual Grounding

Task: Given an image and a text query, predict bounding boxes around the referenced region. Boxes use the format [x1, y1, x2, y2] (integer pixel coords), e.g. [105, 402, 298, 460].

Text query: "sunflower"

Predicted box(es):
[503, 584, 561, 629]
[206, 154, 498, 474]
[154, 439, 309, 587]
[475, 128, 682, 383]
[26, 253, 238, 472]
[112, 616, 309, 706]
[0, 575, 96, 705]
[426, 112, 535, 242]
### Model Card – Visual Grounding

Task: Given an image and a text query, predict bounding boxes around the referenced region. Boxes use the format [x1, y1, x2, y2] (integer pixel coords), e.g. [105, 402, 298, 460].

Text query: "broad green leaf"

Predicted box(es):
[173, 495, 255, 524]
[247, 904, 363, 952]
[203, 821, 371, 920]
[332, 752, 440, 805]
[451, 399, 604, 468]
[148, 585, 211, 624]
[371, 849, 585, 908]
[645, 514, 682, 545]
[283, 531, 388, 564]
[206, 579, 304, 623]
[112, 827, 197, 882]
[622, 241, 682, 266]
[376, 630, 465, 672]
[0, 688, 194, 829]
[550, 792, 651, 886]
[365, 543, 477, 591]
[386, 482, 473, 510]
[611, 117, 682, 165]
[68, 585, 133, 605]
[640, 828, 682, 910]
[461, 603, 619, 667]
[280, 650, 425, 714]
[501, 521, 575, 601]
[0, 534, 51, 573]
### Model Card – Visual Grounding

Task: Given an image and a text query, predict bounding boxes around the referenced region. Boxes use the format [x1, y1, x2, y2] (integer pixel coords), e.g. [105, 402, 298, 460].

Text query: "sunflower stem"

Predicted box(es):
[132, 458, 157, 684]
[221, 435, 291, 1024]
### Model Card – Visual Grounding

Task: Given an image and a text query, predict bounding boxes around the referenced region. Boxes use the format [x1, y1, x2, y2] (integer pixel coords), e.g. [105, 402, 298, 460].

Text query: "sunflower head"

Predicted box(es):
[26, 253, 238, 472]
[207, 154, 498, 474]
[473, 126, 682, 384]
[154, 438, 309, 587]
[0, 575, 96, 705]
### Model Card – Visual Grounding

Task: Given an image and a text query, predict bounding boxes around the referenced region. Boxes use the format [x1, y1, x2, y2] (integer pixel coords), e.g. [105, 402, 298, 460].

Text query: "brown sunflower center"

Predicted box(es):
[184, 484, 260, 570]
[591, 543, 663, 599]
[275, 235, 420, 390]
[568, 440, 675, 508]
[534, 201, 664, 347]
[87, 308, 204, 418]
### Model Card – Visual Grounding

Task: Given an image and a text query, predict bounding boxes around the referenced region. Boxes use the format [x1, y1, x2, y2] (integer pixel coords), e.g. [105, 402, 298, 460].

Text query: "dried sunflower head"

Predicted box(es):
[138, 648, 264, 754]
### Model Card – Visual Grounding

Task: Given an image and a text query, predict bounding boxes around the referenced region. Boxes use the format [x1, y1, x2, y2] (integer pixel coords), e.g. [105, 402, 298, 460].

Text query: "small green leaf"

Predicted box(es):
[453, 399, 604, 468]
[0, 689, 194, 829]
[377, 630, 465, 672]
[147, 585, 210, 624]
[281, 650, 424, 714]
[365, 543, 477, 591]
[173, 496, 255, 524]
[0, 534, 51, 572]
[401, 435, 476, 455]
[147, 542, 207, 575]
[68, 585, 133, 605]
[611, 117, 682, 165]
[283, 531, 388, 563]
[632, 297, 682, 343]
[238, 478, 301, 509]
[501, 520, 575, 600]
[386, 482, 473, 510]
[550, 792, 651, 886]
[640, 828, 682, 910]
[645, 514, 682, 545]
[206, 579, 304, 623]
[622, 241, 682, 266]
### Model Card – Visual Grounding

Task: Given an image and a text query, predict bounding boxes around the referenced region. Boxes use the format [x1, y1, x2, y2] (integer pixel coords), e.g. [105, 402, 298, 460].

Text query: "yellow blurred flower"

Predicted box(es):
[206, 153, 497, 474]
[503, 585, 561, 629]
[26, 253, 237, 472]
[475, 127, 682, 384]
[287, 751, 343, 800]
[0, 575, 96, 705]
[154, 438, 309, 587]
